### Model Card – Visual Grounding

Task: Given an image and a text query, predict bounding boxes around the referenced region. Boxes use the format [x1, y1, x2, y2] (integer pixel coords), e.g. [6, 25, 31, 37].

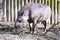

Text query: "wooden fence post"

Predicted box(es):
[8, 0, 10, 22]
[3, 0, 7, 22]
[11, 0, 14, 22]
[15, 0, 17, 21]
[22, 0, 24, 7]
[52, 0, 54, 24]
[18, 0, 21, 10]
[55, 0, 58, 24]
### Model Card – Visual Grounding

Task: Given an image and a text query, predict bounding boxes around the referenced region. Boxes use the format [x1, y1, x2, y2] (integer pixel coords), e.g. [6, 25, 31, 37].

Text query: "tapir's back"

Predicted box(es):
[21, 3, 51, 21]
[19, 3, 51, 22]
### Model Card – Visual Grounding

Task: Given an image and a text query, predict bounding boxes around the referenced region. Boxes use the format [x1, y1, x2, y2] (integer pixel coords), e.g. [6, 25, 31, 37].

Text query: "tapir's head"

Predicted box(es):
[14, 18, 24, 28]
[14, 10, 24, 28]
[14, 10, 28, 28]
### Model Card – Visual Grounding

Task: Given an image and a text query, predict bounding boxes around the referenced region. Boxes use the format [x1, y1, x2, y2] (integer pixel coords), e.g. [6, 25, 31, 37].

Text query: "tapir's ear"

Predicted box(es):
[17, 10, 24, 16]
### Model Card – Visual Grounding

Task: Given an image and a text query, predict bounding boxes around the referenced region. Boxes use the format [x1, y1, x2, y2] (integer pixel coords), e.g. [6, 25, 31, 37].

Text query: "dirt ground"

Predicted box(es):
[0, 22, 60, 40]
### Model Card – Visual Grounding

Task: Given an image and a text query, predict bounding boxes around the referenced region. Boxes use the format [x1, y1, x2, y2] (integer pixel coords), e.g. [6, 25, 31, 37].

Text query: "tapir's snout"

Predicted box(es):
[14, 20, 24, 28]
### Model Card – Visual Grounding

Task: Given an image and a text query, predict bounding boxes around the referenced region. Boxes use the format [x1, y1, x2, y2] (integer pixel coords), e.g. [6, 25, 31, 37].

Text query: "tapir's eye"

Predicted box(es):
[17, 20, 22, 22]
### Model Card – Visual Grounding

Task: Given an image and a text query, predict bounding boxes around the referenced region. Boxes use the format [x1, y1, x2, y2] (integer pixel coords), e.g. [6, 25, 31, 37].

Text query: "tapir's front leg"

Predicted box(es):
[29, 23, 31, 33]
[32, 22, 35, 34]
[42, 20, 46, 31]
[42, 20, 47, 34]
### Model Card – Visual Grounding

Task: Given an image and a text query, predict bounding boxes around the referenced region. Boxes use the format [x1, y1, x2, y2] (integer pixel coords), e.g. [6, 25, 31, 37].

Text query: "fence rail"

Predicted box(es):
[0, 0, 60, 24]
